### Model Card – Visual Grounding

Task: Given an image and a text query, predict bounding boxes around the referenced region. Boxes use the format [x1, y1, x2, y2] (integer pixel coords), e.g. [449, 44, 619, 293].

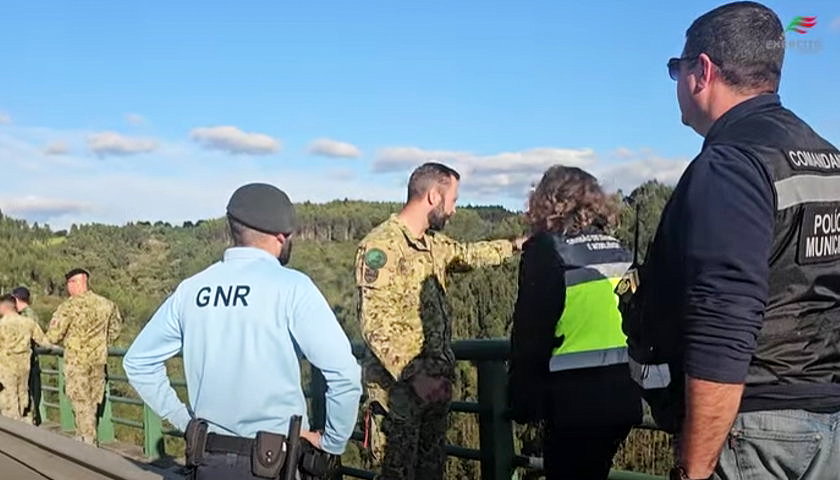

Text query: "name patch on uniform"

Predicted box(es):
[196, 285, 251, 307]
[798, 205, 840, 264]
[785, 149, 840, 172]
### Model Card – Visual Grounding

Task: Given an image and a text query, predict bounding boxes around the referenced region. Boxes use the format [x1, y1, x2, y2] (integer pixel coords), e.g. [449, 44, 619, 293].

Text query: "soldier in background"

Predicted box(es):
[12, 287, 41, 329]
[11, 286, 44, 425]
[0, 294, 51, 421]
[356, 162, 526, 480]
[47, 268, 122, 445]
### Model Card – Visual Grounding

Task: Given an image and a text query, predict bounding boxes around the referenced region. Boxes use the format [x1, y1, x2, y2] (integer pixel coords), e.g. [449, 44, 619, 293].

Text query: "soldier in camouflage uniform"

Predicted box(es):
[12, 286, 44, 424]
[12, 287, 42, 329]
[0, 294, 51, 420]
[356, 163, 525, 480]
[47, 268, 122, 444]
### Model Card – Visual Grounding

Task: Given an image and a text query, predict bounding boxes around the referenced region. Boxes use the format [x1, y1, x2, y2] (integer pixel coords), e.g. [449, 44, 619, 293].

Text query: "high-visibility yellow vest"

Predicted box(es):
[549, 234, 631, 372]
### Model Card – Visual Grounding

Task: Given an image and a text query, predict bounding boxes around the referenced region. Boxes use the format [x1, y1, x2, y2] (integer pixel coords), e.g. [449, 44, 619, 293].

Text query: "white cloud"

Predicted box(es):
[373, 147, 470, 172]
[595, 151, 689, 193]
[0, 112, 11, 125]
[325, 168, 357, 181]
[125, 113, 147, 126]
[613, 147, 634, 159]
[374, 146, 597, 198]
[44, 141, 70, 155]
[0, 196, 92, 220]
[88, 131, 159, 156]
[190, 126, 280, 155]
[308, 138, 361, 158]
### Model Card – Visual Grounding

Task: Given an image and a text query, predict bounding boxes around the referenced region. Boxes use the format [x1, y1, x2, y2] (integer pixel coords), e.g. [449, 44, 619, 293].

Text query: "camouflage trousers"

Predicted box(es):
[64, 362, 106, 444]
[0, 364, 30, 420]
[363, 380, 449, 480]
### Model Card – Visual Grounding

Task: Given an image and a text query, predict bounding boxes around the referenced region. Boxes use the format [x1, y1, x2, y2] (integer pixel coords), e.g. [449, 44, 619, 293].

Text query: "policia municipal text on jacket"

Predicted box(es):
[509, 166, 641, 480]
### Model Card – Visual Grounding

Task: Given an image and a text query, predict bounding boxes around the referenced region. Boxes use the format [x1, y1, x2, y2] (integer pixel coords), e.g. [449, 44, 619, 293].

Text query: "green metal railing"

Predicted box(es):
[36, 341, 664, 480]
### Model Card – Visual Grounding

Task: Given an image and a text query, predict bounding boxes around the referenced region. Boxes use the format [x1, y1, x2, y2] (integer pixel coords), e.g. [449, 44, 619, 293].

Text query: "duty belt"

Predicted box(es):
[205, 432, 254, 456]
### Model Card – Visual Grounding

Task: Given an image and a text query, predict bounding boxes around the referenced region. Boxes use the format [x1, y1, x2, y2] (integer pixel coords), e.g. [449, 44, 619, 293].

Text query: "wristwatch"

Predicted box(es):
[669, 466, 710, 480]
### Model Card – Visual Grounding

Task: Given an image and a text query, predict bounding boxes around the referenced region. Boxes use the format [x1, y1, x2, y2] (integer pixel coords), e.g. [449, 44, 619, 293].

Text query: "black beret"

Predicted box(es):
[65, 268, 91, 280]
[226, 183, 296, 234]
[11, 287, 31, 303]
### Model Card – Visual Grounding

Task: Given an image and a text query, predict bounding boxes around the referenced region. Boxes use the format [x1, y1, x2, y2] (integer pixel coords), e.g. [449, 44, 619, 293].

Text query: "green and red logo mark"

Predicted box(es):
[786, 16, 817, 34]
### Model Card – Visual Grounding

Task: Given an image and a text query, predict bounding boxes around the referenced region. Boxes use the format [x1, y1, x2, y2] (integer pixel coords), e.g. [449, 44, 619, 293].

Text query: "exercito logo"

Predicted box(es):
[767, 15, 823, 54]
[785, 16, 817, 34]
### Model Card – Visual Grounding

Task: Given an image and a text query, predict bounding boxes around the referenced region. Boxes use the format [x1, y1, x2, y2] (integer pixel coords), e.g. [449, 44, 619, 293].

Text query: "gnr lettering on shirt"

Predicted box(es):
[196, 285, 251, 307]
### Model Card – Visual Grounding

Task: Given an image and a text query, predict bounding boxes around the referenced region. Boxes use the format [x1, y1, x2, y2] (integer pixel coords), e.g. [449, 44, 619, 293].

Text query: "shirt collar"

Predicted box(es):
[223, 246, 279, 262]
[703, 93, 781, 148]
[389, 214, 429, 250]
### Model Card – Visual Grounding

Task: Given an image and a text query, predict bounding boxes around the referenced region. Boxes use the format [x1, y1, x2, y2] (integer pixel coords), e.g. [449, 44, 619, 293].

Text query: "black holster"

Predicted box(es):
[251, 431, 288, 478]
[184, 418, 209, 467]
[298, 439, 340, 480]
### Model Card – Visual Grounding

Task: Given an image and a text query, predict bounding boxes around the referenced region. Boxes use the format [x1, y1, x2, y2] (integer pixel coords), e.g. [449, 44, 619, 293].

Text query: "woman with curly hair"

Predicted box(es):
[508, 166, 641, 479]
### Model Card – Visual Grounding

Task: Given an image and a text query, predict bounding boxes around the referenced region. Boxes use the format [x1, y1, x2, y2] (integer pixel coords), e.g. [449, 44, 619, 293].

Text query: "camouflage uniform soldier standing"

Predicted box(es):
[12, 286, 44, 425]
[356, 163, 525, 480]
[47, 268, 122, 444]
[0, 294, 51, 420]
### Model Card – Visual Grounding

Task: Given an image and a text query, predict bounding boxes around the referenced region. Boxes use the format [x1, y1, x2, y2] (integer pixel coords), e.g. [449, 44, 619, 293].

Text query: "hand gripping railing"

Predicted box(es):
[35, 341, 664, 480]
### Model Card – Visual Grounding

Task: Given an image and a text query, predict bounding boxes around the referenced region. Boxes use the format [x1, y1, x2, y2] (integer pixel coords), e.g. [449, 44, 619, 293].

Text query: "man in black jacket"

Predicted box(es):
[622, 3, 840, 479]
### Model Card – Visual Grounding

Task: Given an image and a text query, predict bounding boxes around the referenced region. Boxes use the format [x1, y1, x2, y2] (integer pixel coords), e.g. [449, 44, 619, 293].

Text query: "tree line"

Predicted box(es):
[0, 180, 675, 477]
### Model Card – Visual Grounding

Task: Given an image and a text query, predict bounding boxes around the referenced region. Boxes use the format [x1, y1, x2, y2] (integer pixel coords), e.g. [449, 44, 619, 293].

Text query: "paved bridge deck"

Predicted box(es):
[0, 416, 178, 480]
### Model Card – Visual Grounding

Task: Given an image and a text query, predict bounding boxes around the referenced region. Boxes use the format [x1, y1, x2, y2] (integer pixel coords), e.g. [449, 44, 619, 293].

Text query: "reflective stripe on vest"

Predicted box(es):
[549, 261, 630, 372]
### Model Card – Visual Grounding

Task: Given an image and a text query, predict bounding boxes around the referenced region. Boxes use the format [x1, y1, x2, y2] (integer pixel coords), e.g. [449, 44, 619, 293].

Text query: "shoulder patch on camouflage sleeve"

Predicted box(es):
[363, 267, 379, 283]
[364, 248, 388, 270]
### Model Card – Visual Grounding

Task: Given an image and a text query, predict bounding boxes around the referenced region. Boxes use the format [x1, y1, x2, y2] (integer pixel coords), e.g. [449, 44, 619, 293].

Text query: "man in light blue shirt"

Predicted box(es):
[124, 183, 361, 479]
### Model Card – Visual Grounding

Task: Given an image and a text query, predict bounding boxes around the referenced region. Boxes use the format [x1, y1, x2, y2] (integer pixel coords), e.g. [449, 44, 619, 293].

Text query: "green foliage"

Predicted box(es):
[5, 188, 674, 478]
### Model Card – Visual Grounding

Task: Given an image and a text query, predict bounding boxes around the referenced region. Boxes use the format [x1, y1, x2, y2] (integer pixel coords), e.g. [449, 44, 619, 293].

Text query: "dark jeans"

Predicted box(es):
[714, 409, 840, 480]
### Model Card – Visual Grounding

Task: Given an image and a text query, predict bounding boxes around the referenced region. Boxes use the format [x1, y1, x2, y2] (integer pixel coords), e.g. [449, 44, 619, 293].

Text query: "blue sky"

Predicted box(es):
[1, 1, 838, 228]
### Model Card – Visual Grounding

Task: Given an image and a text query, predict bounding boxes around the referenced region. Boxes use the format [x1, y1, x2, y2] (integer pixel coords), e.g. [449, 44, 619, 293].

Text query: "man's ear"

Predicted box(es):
[427, 187, 441, 207]
[694, 53, 717, 92]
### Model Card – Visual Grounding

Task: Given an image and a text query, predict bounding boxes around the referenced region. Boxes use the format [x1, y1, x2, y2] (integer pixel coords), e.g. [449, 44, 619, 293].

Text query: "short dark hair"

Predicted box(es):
[407, 162, 461, 201]
[684, 1, 784, 93]
[65, 268, 90, 281]
[11, 287, 31, 303]
[228, 215, 263, 247]
[0, 294, 15, 305]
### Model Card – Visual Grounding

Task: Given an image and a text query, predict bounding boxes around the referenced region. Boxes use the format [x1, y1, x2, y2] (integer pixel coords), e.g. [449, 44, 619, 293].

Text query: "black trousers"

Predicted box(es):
[189, 452, 269, 480]
[543, 425, 632, 480]
[542, 366, 640, 480]
[28, 352, 42, 425]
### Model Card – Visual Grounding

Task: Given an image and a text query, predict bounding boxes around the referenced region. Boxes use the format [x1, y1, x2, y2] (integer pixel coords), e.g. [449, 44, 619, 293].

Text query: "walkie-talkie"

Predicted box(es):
[616, 203, 641, 299]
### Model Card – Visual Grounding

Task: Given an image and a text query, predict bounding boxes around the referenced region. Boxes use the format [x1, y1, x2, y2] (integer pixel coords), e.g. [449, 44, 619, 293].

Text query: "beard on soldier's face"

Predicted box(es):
[427, 202, 451, 232]
[278, 238, 293, 266]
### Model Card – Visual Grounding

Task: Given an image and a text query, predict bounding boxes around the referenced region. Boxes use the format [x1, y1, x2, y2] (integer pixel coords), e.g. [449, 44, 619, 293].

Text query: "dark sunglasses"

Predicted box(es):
[667, 56, 698, 81]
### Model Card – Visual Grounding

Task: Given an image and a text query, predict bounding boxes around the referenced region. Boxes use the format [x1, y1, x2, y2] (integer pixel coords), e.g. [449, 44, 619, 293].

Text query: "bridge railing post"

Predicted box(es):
[143, 404, 165, 460]
[476, 359, 515, 480]
[57, 357, 76, 433]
